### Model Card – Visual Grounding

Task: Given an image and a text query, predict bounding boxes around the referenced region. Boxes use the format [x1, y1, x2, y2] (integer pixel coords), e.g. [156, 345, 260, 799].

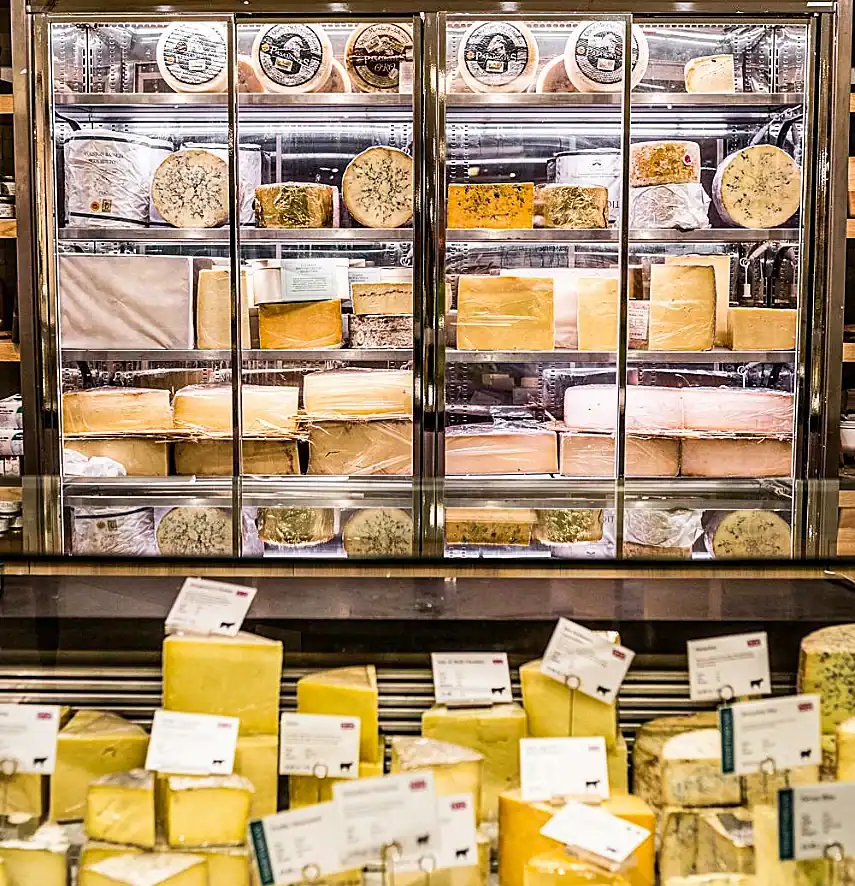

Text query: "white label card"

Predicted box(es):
[431, 653, 512, 707]
[719, 694, 821, 776]
[778, 782, 855, 861]
[540, 800, 651, 867]
[0, 704, 61, 774]
[687, 631, 771, 702]
[333, 772, 439, 868]
[435, 794, 478, 870]
[282, 258, 349, 303]
[145, 710, 239, 775]
[279, 713, 361, 779]
[521, 737, 610, 803]
[165, 577, 257, 637]
[249, 802, 344, 886]
[540, 619, 635, 704]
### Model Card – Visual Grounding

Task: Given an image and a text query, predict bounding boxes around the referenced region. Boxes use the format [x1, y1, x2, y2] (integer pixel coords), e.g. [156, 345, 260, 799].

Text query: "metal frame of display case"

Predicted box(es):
[9, 0, 853, 564]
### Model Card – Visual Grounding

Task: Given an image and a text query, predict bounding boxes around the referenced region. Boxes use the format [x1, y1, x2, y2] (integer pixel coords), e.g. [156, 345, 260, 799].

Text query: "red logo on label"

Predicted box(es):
[218, 721, 233, 728]
[798, 702, 814, 712]
[612, 649, 626, 660]
[409, 779, 427, 792]
[36, 712, 52, 720]
[237, 591, 249, 598]
[492, 658, 503, 665]
[747, 639, 761, 647]
[451, 801, 467, 810]
[340, 722, 355, 730]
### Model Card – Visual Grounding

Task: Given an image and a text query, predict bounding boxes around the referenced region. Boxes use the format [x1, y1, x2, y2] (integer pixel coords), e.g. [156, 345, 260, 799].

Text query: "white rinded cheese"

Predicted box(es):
[63, 388, 172, 435]
[308, 420, 413, 475]
[342, 508, 414, 557]
[251, 24, 332, 93]
[563, 21, 649, 93]
[302, 369, 412, 419]
[342, 147, 413, 228]
[562, 385, 684, 434]
[663, 254, 732, 348]
[156, 23, 228, 94]
[713, 146, 801, 229]
[312, 58, 352, 93]
[445, 424, 558, 475]
[684, 55, 736, 94]
[681, 437, 791, 478]
[151, 150, 228, 229]
[172, 384, 299, 435]
[799, 625, 855, 733]
[196, 268, 251, 349]
[457, 21, 539, 94]
[709, 510, 791, 558]
[727, 307, 797, 350]
[630, 141, 702, 187]
[559, 433, 680, 477]
[255, 182, 339, 228]
[649, 264, 716, 351]
[345, 23, 413, 93]
[661, 729, 742, 807]
[535, 56, 576, 93]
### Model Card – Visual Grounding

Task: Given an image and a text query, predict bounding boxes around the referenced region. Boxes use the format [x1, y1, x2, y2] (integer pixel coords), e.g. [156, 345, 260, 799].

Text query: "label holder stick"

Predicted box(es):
[301, 864, 323, 886]
[719, 684, 735, 706]
[0, 757, 17, 837]
[379, 841, 435, 886]
[824, 841, 845, 886]
[564, 673, 581, 737]
[757, 756, 790, 806]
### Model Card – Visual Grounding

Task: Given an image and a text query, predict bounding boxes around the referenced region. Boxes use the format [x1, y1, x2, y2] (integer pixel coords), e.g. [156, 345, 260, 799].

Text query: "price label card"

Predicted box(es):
[540, 800, 651, 867]
[279, 714, 361, 779]
[282, 259, 349, 303]
[687, 632, 771, 702]
[521, 737, 610, 803]
[779, 782, 855, 861]
[145, 710, 239, 775]
[165, 578, 257, 637]
[719, 694, 821, 775]
[431, 653, 512, 707]
[0, 705, 61, 774]
[540, 619, 635, 704]
[250, 802, 344, 886]
[333, 772, 439, 868]
[434, 794, 478, 870]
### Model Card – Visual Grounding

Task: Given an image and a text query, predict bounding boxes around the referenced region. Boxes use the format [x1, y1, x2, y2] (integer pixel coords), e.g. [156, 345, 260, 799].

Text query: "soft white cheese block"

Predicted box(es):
[196, 268, 251, 349]
[663, 254, 732, 349]
[684, 55, 736, 94]
[457, 21, 539, 94]
[649, 264, 716, 351]
[559, 433, 680, 477]
[680, 437, 792, 478]
[302, 369, 412, 419]
[172, 384, 299, 435]
[251, 24, 333, 93]
[446, 425, 558, 475]
[59, 255, 194, 350]
[64, 388, 173, 435]
[661, 729, 742, 807]
[156, 22, 228, 93]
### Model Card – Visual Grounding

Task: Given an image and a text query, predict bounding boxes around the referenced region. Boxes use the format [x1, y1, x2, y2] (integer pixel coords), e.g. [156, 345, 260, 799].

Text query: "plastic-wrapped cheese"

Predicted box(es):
[342, 508, 414, 556]
[681, 438, 792, 478]
[446, 508, 537, 545]
[196, 268, 251, 349]
[630, 141, 702, 187]
[446, 425, 558, 475]
[539, 185, 608, 229]
[559, 433, 680, 477]
[345, 23, 413, 93]
[67, 439, 169, 476]
[562, 385, 684, 434]
[151, 150, 228, 229]
[258, 301, 343, 350]
[727, 307, 797, 350]
[448, 183, 535, 229]
[664, 254, 732, 348]
[712, 146, 800, 229]
[535, 56, 577, 93]
[681, 388, 793, 435]
[251, 24, 333, 93]
[457, 21, 539, 94]
[64, 388, 173, 435]
[156, 23, 228, 93]
[257, 508, 335, 547]
[174, 440, 300, 476]
[255, 183, 339, 228]
[649, 264, 716, 351]
[685, 55, 736, 94]
[533, 510, 604, 544]
[351, 282, 412, 315]
[629, 183, 711, 231]
[172, 384, 299, 434]
[563, 22, 649, 93]
[308, 420, 412, 475]
[302, 369, 412, 419]
[577, 277, 618, 351]
[707, 510, 791, 558]
[342, 147, 413, 228]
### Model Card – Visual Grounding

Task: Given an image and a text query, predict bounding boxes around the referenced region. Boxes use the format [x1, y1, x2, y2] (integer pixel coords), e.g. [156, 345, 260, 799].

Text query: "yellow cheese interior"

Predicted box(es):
[0, 846, 68, 886]
[289, 748, 384, 808]
[649, 264, 716, 351]
[64, 439, 169, 477]
[85, 771, 156, 848]
[663, 254, 732, 348]
[524, 850, 632, 886]
[79, 842, 144, 868]
[165, 776, 252, 848]
[258, 300, 343, 350]
[235, 733, 279, 817]
[727, 307, 797, 351]
[79, 853, 208, 886]
[184, 846, 251, 886]
[0, 775, 42, 817]
[576, 277, 618, 351]
[608, 735, 629, 793]
[447, 183, 535, 229]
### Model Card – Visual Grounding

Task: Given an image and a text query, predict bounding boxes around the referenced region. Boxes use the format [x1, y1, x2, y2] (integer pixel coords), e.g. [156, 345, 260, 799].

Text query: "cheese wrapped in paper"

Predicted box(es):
[308, 420, 412, 475]
[255, 182, 339, 228]
[539, 184, 608, 228]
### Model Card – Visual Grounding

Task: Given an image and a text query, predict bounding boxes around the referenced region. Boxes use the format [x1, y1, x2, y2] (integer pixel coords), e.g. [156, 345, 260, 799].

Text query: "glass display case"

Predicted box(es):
[14, 0, 850, 562]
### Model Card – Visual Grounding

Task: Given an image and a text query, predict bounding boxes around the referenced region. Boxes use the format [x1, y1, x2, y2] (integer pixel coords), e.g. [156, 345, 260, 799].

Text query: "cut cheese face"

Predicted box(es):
[63, 388, 173, 435]
[258, 301, 343, 350]
[350, 282, 413, 316]
[695, 809, 754, 875]
[457, 275, 554, 351]
[79, 842, 143, 869]
[156, 23, 227, 94]
[342, 147, 413, 228]
[608, 735, 629, 794]
[251, 24, 332, 94]
[0, 825, 69, 886]
[562, 385, 684, 435]
[348, 316, 412, 348]
[684, 55, 736, 94]
[661, 729, 742, 807]
[80, 852, 207, 886]
[66, 439, 169, 477]
[799, 625, 855, 732]
[681, 388, 793, 436]
[50, 710, 149, 822]
[540, 185, 608, 229]
[85, 769, 155, 848]
[727, 307, 797, 350]
[457, 21, 539, 94]
[524, 851, 632, 886]
[533, 510, 605, 545]
[308, 420, 412, 475]
[174, 439, 300, 476]
[649, 264, 716, 351]
[448, 183, 535, 229]
[422, 703, 527, 821]
[630, 141, 702, 187]
[302, 370, 412, 419]
[680, 437, 791, 479]
[660, 806, 725, 881]
[235, 733, 279, 817]
[822, 732, 838, 781]
[289, 751, 384, 808]
[172, 384, 300, 435]
[162, 632, 283, 735]
[559, 433, 680, 478]
[151, 150, 228, 229]
[342, 508, 414, 557]
[445, 508, 536, 546]
[165, 774, 253, 848]
[838, 716, 855, 780]
[0, 774, 41, 818]
[196, 268, 251, 350]
[663, 254, 732, 348]
[255, 183, 339, 229]
[256, 507, 335, 547]
[297, 666, 380, 762]
[576, 277, 618, 351]
[445, 425, 558, 475]
[345, 23, 412, 93]
[183, 847, 250, 886]
[754, 803, 827, 886]
[710, 511, 791, 558]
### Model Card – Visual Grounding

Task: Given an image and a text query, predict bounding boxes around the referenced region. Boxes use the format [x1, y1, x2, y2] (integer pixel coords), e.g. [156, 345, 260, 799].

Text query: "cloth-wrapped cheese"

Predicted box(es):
[254, 183, 339, 228]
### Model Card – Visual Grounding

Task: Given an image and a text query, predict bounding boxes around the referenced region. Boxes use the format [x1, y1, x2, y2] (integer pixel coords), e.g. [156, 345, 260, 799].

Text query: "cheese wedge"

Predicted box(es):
[684, 55, 736, 94]
[258, 300, 343, 350]
[727, 307, 797, 350]
[0, 825, 69, 886]
[79, 842, 144, 868]
[661, 730, 742, 807]
[63, 388, 172, 435]
[85, 769, 155, 848]
[79, 853, 207, 886]
[302, 370, 412, 419]
[798, 624, 855, 733]
[164, 774, 253, 848]
[664, 254, 732, 349]
[649, 264, 716, 351]
[235, 733, 279, 817]
[608, 735, 629, 793]
[754, 803, 827, 886]
[576, 277, 618, 351]
[289, 750, 384, 807]
[0, 773, 41, 818]
[695, 809, 755, 875]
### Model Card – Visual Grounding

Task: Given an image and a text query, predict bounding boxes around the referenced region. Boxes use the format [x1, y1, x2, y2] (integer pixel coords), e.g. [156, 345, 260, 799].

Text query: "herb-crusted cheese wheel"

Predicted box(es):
[457, 21, 539, 94]
[345, 23, 413, 93]
[156, 22, 228, 94]
[151, 149, 228, 229]
[684, 54, 735, 94]
[713, 145, 801, 229]
[535, 56, 577, 94]
[709, 510, 791, 558]
[255, 183, 338, 228]
[540, 185, 608, 228]
[343, 508, 414, 557]
[342, 146, 413, 228]
[630, 141, 702, 187]
[564, 21, 649, 93]
[251, 24, 333, 94]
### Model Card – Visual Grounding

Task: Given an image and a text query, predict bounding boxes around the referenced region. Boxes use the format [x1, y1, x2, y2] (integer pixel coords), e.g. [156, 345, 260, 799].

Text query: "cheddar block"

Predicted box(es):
[63, 388, 173, 435]
[524, 851, 632, 886]
[65, 439, 169, 477]
[457, 275, 554, 351]
[289, 749, 384, 807]
[559, 433, 680, 478]
[446, 425, 558, 475]
[664, 254, 732, 348]
[85, 769, 155, 848]
[258, 300, 343, 350]
[235, 733, 279, 817]
[302, 370, 412, 419]
[649, 264, 716, 351]
[448, 183, 535, 229]
[727, 308, 797, 350]
[50, 710, 149, 822]
[307, 420, 413, 476]
[576, 277, 618, 351]
[196, 267, 251, 349]
[79, 842, 143, 869]
[680, 438, 792, 479]
[172, 384, 300, 435]
[162, 632, 283, 735]
[297, 666, 380, 763]
[661, 730, 741, 807]
[0, 773, 42, 817]
[174, 439, 300, 476]
[350, 282, 412, 316]
[164, 774, 253, 847]
[184, 847, 250, 886]
[0, 824, 69, 886]
[79, 853, 207, 886]
[422, 703, 527, 822]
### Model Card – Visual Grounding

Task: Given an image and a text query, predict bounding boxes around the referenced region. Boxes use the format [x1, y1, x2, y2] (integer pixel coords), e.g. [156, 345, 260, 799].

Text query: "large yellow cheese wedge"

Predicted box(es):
[664, 254, 731, 349]
[727, 307, 797, 350]
[608, 735, 629, 793]
[0, 824, 69, 886]
[649, 264, 715, 351]
[753, 803, 828, 886]
[79, 842, 144, 868]
[520, 659, 618, 748]
[422, 703, 527, 822]
[297, 666, 380, 763]
[79, 853, 207, 886]
[50, 710, 149, 822]
[183, 846, 251, 886]
[289, 743, 384, 807]
[85, 769, 155, 848]
[524, 850, 632, 886]
[576, 277, 618, 351]
[235, 733, 279, 817]
[162, 631, 283, 735]
[498, 790, 655, 886]
[164, 774, 253, 848]
[798, 625, 855, 732]
[391, 736, 484, 822]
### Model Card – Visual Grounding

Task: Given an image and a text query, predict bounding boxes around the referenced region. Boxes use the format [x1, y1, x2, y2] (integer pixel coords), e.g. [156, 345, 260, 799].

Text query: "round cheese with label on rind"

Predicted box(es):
[564, 21, 649, 93]
[535, 56, 577, 94]
[458, 21, 539, 94]
[712, 145, 801, 229]
[238, 55, 265, 93]
[345, 23, 413, 93]
[630, 140, 701, 187]
[708, 510, 791, 558]
[311, 58, 352, 94]
[251, 24, 333, 94]
[156, 23, 228, 94]
[151, 149, 228, 229]
[342, 146, 413, 229]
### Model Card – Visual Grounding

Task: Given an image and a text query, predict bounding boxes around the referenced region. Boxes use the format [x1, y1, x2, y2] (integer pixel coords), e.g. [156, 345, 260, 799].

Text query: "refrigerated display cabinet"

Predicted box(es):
[9, 0, 852, 563]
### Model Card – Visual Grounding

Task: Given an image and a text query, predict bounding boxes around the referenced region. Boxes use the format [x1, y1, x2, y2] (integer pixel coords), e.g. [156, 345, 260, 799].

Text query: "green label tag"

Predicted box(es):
[249, 820, 274, 886]
[778, 788, 796, 860]
[719, 705, 735, 774]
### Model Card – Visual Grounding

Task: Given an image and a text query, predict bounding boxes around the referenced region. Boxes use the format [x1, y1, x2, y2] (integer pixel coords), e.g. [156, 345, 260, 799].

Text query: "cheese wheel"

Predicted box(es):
[342, 147, 413, 228]
[457, 21, 539, 94]
[713, 145, 801, 229]
[312, 58, 352, 94]
[151, 150, 228, 229]
[535, 56, 577, 94]
[709, 510, 791, 558]
[345, 23, 413, 93]
[173, 384, 299, 435]
[684, 54, 736, 94]
[630, 141, 702, 187]
[156, 23, 228, 94]
[63, 388, 173, 435]
[342, 508, 414, 557]
[564, 22, 649, 93]
[237, 56, 265, 93]
[251, 24, 333, 94]
[449, 68, 473, 94]
[254, 183, 339, 228]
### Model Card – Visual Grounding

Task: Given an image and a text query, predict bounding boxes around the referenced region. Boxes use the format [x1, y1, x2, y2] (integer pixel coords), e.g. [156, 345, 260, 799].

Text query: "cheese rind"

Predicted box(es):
[680, 388, 793, 436]
[445, 425, 558, 475]
[576, 277, 618, 351]
[457, 21, 539, 94]
[174, 439, 300, 476]
[727, 308, 797, 350]
[564, 22, 650, 94]
[258, 301, 343, 350]
[695, 809, 755, 875]
[308, 420, 412, 475]
[681, 438, 791, 478]
[649, 264, 716, 351]
[84, 769, 155, 848]
[172, 384, 300, 435]
[661, 729, 742, 807]
[342, 508, 414, 557]
[799, 625, 855, 732]
[630, 141, 702, 187]
[709, 511, 791, 558]
[65, 439, 169, 476]
[535, 56, 577, 94]
[165, 774, 253, 848]
[151, 150, 228, 228]
[350, 282, 413, 316]
[63, 388, 172, 435]
[303, 370, 412, 419]
[156, 22, 227, 94]
[342, 147, 413, 228]
[684, 55, 736, 94]
[446, 508, 536, 546]
[0, 825, 69, 886]
[251, 24, 333, 93]
[345, 23, 412, 93]
[254, 183, 338, 228]
[558, 433, 680, 478]
[81, 852, 207, 885]
[448, 183, 535, 229]
[663, 254, 732, 349]
[540, 185, 608, 229]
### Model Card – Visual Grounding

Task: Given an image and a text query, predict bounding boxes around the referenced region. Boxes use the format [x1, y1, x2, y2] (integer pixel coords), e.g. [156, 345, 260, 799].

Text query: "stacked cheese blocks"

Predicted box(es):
[349, 275, 413, 349]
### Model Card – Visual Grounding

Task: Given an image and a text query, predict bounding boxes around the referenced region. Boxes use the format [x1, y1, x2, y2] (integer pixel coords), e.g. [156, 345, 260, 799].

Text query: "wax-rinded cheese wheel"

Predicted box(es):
[254, 183, 339, 228]
[684, 54, 736, 94]
[446, 425, 558, 475]
[457, 21, 539, 94]
[237, 56, 264, 93]
[345, 23, 413, 93]
[172, 384, 299, 434]
[680, 437, 792, 478]
[302, 369, 413, 418]
[563, 22, 649, 93]
[535, 56, 577, 93]
[648, 264, 716, 351]
[448, 183, 535, 229]
[713, 145, 801, 229]
[63, 388, 173, 435]
[151, 150, 228, 229]
[342, 146, 413, 228]
[800, 625, 855, 732]
[708, 510, 791, 558]
[342, 508, 414, 557]
[251, 24, 333, 94]
[312, 58, 352, 93]
[558, 433, 680, 477]
[630, 141, 702, 187]
[156, 23, 228, 94]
